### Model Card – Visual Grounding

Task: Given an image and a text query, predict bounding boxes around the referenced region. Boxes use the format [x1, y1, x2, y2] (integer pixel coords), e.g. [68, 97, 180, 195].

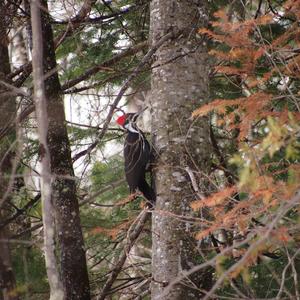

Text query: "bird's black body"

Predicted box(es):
[117, 113, 156, 203]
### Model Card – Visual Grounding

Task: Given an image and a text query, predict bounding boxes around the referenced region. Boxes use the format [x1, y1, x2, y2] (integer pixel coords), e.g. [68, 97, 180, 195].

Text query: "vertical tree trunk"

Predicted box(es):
[0, 2, 20, 299]
[30, 1, 64, 299]
[150, 1, 212, 299]
[31, 1, 91, 299]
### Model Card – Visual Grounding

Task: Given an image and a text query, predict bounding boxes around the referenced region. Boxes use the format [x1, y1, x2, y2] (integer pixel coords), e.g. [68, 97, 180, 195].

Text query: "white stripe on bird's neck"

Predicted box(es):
[125, 122, 146, 151]
[125, 122, 139, 134]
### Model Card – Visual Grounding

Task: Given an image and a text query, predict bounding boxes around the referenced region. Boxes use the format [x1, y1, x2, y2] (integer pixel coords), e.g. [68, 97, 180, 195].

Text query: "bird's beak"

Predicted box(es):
[134, 106, 148, 120]
[139, 106, 148, 114]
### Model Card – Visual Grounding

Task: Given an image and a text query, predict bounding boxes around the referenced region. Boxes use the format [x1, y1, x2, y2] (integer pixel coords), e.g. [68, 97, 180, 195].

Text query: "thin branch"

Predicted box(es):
[0, 193, 41, 229]
[0, 103, 34, 142]
[97, 209, 150, 300]
[254, 0, 263, 19]
[12, 223, 43, 238]
[79, 178, 126, 206]
[209, 124, 237, 185]
[0, 80, 29, 97]
[54, 0, 97, 47]
[53, 9, 132, 25]
[61, 41, 148, 91]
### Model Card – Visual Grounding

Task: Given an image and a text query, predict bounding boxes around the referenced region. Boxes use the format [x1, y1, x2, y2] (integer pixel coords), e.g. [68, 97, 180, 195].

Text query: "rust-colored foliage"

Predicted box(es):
[90, 219, 133, 240]
[192, 2, 300, 281]
[193, 93, 272, 140]
[191, 186, 236, 210]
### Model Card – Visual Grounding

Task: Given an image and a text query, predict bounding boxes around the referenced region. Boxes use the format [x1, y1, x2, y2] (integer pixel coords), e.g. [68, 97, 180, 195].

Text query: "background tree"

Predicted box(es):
[31, 0, 91, 298]
[0, 2, 22, 299]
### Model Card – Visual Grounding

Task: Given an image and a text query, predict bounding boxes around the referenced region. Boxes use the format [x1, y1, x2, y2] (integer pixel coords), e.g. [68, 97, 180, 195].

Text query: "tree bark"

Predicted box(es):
[31, 0, 91, 299]
[0, 2, 20, 299]
[30, 1, 64, 299]
[150, 1, 212, 299]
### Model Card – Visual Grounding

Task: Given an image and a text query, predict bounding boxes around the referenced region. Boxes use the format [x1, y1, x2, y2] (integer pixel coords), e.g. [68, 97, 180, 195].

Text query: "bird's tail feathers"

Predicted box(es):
[138, 178, 156, 204]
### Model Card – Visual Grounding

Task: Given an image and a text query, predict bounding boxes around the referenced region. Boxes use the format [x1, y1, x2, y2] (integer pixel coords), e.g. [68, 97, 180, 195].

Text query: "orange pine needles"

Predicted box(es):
[191, 186, 237, 210]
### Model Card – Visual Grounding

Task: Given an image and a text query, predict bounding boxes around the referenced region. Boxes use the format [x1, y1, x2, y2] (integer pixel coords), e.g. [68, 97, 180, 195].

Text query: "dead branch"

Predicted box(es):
[97, 209, 150, 300]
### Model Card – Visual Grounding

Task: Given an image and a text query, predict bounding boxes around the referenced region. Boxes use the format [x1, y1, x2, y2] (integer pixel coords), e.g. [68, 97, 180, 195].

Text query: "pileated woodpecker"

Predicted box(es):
[116, 112, 155, 204]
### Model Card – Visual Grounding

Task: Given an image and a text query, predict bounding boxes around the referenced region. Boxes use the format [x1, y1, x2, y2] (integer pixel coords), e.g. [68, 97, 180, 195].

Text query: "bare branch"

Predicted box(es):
[61, 41, 148, 91]
[97, 209, 150, 300]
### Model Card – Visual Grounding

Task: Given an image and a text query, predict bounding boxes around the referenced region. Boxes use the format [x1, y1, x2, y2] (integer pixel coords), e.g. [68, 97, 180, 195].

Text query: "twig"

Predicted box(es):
[79, 178, 126, 206]
[185, 166, 205, 200]
[61, 41, 147, 91]
[254, 0, 263, 19]
[0, 193, 41, 229]
[276, 248, 300, 300]
[209, 124, 237, 185]
[0, 80, 29, 97]
[97, 209, 150, 300]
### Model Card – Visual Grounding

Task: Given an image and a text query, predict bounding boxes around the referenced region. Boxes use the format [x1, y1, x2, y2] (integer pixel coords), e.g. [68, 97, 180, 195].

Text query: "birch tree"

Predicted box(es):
[30, 0, 64, 298]
[30, 0, 90, 298]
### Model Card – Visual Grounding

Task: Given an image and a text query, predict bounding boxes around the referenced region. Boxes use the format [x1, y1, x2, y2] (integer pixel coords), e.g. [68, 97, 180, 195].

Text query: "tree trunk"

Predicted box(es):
[150, 1, 212, 299]
[0, 2, 20, 300]
[33, 1, 91, 298]
[31, 1, 64, 299]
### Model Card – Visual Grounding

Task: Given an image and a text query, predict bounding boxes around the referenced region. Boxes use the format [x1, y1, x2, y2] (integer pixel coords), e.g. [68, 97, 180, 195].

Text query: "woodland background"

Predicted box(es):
[0, 0, 299, 299]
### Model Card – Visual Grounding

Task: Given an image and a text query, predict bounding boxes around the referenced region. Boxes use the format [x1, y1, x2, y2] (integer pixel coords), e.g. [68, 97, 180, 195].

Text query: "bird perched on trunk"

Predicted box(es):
[116, 111, 155, 204]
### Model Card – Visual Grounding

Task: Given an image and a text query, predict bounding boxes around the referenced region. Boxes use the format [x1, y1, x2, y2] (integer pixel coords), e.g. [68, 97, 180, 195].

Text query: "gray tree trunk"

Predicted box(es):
[32, 1, 91, 298]
[150, 1, 212, 299]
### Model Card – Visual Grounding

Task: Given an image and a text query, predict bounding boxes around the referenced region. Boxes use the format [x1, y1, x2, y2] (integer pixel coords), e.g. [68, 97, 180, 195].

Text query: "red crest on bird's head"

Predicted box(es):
[116, 114, 126, 126]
